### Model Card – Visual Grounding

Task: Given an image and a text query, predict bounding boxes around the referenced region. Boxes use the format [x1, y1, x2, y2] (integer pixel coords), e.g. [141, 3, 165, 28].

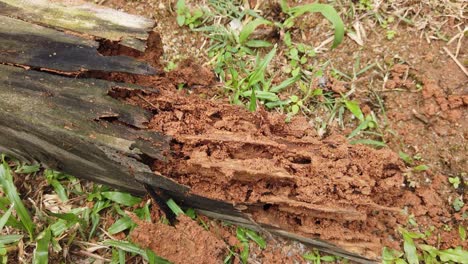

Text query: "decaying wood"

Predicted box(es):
[0, 64, 375, 263]
[0, 16, 156, 75]
[0, 0, 154, 52]
[0, 3, 381, 263]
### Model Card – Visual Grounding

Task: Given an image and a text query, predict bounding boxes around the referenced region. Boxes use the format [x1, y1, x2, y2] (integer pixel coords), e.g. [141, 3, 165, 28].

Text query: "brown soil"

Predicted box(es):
[130, 214, 227, 264]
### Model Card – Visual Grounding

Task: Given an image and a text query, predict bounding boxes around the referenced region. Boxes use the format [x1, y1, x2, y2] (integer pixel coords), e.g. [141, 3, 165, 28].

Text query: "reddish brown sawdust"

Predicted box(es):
[90, 7, 467, 258]
[101, 62, 404, 259]
[129, 215, 227, 264]
[103, 59, 467, 258]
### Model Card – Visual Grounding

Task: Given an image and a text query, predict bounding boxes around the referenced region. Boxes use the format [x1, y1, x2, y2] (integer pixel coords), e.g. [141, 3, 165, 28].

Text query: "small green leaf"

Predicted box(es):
[289, 48, 299, 60]
[192, 9, 203, 19]
[33, 228, 51, 264]
[175, 0, 186, 14]
[413, 165, 429, 172]
[452, 197, 464, 212]
[438, 247, 468, 263]
[459, 225, 466, 241]
[303, 252, 318, 260]
[448, 177, 461, 189]
[176, 15, 185, 26]
[241, 90, 279, 102]
[291, 104, 300, 115]
[344, 100, 364, 121]
[401, 230, 419, 264]
[399, 151, 414, 165]
[108, 217, 135, 235]
[284, 31, 292, 46]
[48, 212, 82, 224]
[236, 227, 248, 242]
[265, 99, 291, 108]
[245, 229, 266, 249]
[321, 255, 336, 262]
[0, 244, 6, 257]
[101, 192, 141, 207]
[50, 219, 70, 237]
[184, 208, 196, 220]
[313, 88, 323, 95]
[49, 180, 68, 202]
[245, 40, 272, 48]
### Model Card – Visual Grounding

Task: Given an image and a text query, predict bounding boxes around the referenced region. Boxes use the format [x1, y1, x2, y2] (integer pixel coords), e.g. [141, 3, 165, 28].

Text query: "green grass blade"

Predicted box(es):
[166, 199, 184, 216]
[240, 242, 249, 264]
[413, 165, 429, 172]
[270, 75, 301, 93]
[241, 90, 279, 102]
[289, 4, 345, 49]
[33, 228, 51, 264]
[49, 180, 68, 202]
[248, 46, 277, 86]
[101, 192, 141, 207]
[245, 40, 272, 48]
[245, 229, 266, 249]
[108, 217, 134, 235]
[249, 86, 257, 112]
[0, 205, 13, 231]
[0, 234, 23, 244]
[459, 225, 466, 241]
[0, 163, 35, 239]
[118, 249, 125, 264]
[265, 99, 291, 108]
[103, 240, 172, 264]
[347, 119, 369, 139]
[89, 213, 100, 239]
[50, 219, 69, 237]
[104, 240, 145, 256]
[239, 18, 272, 44]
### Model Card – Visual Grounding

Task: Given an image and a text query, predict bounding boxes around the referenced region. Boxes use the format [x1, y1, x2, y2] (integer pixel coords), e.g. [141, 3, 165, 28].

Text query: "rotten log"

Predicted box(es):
[0, 2, 407, 263]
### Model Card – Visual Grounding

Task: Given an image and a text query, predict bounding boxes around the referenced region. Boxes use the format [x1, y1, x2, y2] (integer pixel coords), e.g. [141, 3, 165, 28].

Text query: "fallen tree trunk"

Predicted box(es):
[0, 2, 407, 263]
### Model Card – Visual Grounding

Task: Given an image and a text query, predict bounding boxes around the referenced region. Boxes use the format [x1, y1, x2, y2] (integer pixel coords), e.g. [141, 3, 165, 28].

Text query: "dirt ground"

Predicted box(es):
[90, 0, 466, 263]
